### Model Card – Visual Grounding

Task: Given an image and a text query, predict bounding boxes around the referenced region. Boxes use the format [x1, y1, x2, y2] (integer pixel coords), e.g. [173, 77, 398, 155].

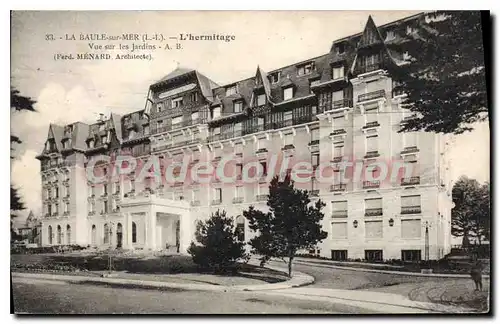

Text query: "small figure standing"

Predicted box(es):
[470, 260, 483, 291]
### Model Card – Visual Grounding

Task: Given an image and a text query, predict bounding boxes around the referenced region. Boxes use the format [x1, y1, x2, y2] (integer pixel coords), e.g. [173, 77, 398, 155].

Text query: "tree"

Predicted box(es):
[388, 11, 488, 134]
[451, 176, 490, 246]
[187, 210, 248, 273]
[10, 88, 36, 241]
[244, 175, 328, 277]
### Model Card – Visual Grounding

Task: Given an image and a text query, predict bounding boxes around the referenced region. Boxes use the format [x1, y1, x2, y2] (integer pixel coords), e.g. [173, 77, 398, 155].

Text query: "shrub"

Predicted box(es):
[188, 210, 248, 274]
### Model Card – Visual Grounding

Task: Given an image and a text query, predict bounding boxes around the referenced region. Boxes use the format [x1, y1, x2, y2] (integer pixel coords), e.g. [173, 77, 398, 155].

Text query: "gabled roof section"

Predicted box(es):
[195, 71, 219, 103]
[50, 124, 64, 151]
[156, 67, 194, 84]
[349, 15, 402, 74]
[73, 122, 90, 151]
[255, 66, 272, 99]
[110, 113, 123, 143]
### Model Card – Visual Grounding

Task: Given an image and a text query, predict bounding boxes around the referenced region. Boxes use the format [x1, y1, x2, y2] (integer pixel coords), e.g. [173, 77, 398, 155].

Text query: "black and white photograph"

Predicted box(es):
[9, 9, 491, 315]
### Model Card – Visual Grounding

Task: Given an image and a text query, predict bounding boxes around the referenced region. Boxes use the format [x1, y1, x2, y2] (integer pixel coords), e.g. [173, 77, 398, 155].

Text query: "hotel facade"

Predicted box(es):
[36, 14, 454, 261]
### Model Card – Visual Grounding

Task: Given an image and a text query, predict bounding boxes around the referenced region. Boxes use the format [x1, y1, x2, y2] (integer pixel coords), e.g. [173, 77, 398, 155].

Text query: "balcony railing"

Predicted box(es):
[256, 194, 268, 202]
[310, 190, 320, 197]
[362, 121, 380, 129]
[401, 176, 421, 186]
[211, 199, 222, 205]
[365, 208, 383, 216]
[355, 62, 386, 75]
[282, 144, 295, 151]
[232, 197, 244, 204]
[364, 151, 380, 159]
[332, 156, 343, 163]
[331, 129, 347, 136]
[363, 180, 380, 189]
[330, 184, 346, 192]
[401, 146, 419, 154]
[401, 206, 422, 214]
[320, 99, 353, 113]
[309, 139, 320, 146]
[358, 90, 386, 103]
[332, 210, 348, 218]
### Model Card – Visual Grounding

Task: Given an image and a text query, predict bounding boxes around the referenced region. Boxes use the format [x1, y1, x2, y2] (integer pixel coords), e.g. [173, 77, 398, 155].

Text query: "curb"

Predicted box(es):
[294, 260, 490, 279]
[11, 266, 314, 293]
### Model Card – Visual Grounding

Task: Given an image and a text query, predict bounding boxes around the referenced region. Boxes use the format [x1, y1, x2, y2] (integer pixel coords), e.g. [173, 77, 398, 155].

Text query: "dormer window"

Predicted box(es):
[335, 43, 345, 55]
[156, 103, 163, 113]
[406, 26, 416, 35]
[226, 85, 237, 96]
[256, 94, 266, 106]
[332, 65, 345, 80]
[283, 87, 294, 101]
[172, 97, 183, 108]
[190, 92, 198, 102]
[233, 101, 243, 113]
[269, 72, 280, 84]
[212, 106, 221, 119]
[310, 79, 320, 93]
[98, 124, 105, 132]
[88, 139, 94, 149]
[297, 62, 315, 76]
[385, 30, 395, 41]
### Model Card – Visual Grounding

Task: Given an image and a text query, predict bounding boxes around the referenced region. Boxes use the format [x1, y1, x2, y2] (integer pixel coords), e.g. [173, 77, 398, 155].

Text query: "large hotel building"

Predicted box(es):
[36, 14, 454, 261]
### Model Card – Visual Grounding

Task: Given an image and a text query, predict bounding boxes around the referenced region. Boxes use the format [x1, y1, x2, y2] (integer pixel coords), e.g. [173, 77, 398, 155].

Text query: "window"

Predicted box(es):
[144, 125, 150, 135]
[385, 30, 395, 41]
[88, 139, 94, 149]
[260, 161, 267, 176]
[212, 106, 221, 119]
[57, 225, 62, 244]
[172, 97, 183, 108]
[365, 198, 383, 216]
[234, 122, 242, 135]
[132, 222, 137, 243]
[333, 145, 343, 158]
[214, 188, 222, 202]
[235, 186, 243, 198]
[365, 250, 383, 261]
[365, 221, 383, 239]
[257, 94, 266, 106]
[331, 222, 347, 239]
[48, 226, 53, 244]
[283, 87, 294, 101]
[332, 200, 347, 218]
[364, 53, 380, 67]
[55, 187, 59, 198]
[258, 183, 269, 196]
[66, 225, 71, 244]
[191, 111, 199, 121]
[190, 92, 198, 102]
[331, 250, 348, 261]
[312, 153, 320, 168]
[284, 110, 293, 121]
[156, 120, 164, 130]
[104, 223, 110, 244]
[335, 43, 345, 55]
[404, 132, 417, 148]
[235, 216, 245, 241]
[401, 220, 421, 239]
[103, 184, 108, 195]
[156, 103, 164, 113]
[297, 62, 315, 76]
[270, 72, 280, 84]
[402, 250, 421, 261]
[311, 128, 320, 142]
[234, 101, 243, 113]
[366, 107, 378, 123]
[332, 66, 344, 80]
[103, 200, 108, 213]
[366, 135, 378, 153]
[91, 225, 96, 245]
[284, 133, 293, 146]
[114, 182, 120, 194]
[406, 26, 416, 35]
[236, 164, 243, 178]
[257, 138, 267, 150]
[171, 115, 183, 126]
[226, 85, 237, 96]
[401, 195, 421, 214]
[64, 202, 69, 213]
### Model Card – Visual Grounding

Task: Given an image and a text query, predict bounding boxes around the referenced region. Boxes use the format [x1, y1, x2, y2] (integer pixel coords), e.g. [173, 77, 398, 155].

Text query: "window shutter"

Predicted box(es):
[332, 222, 347, 238]
[365, 221, 383, 238]
[401, 220, 421, 238]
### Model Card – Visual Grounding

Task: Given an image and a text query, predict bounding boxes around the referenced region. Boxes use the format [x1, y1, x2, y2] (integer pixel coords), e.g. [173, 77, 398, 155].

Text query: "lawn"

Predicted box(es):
[11, 252, 288, 286]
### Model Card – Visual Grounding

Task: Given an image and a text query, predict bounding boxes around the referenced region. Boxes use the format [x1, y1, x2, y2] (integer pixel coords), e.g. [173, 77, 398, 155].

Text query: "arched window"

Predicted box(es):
[235, 216, 245, 242]
[66, 225, 71, 244]
[116, 223, 123, 248]
[132, 222, 137, 243]
[91, 225, 97, 245]
[57, 225, 62, 245]
[48, 225, 53, 245]
[104, 223, 109, 244]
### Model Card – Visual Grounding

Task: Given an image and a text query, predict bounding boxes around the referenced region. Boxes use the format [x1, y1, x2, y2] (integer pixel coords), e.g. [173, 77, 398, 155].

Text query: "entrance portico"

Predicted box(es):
[120, 193, 192, 252]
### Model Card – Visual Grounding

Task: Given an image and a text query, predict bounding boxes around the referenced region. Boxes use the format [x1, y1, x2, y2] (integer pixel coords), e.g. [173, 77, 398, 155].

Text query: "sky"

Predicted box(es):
[10, 11, 490, 225]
